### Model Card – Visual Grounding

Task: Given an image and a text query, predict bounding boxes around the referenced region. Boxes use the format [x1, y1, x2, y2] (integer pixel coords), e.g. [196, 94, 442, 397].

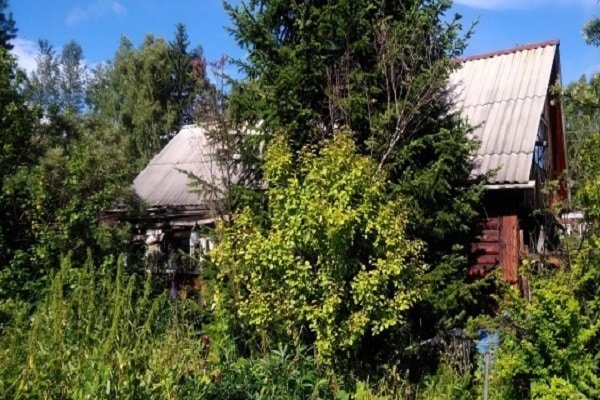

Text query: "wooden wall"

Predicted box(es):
[470, 215, 520, 285]
[471, 217, 501, 277]
[500, 215, 519, 284]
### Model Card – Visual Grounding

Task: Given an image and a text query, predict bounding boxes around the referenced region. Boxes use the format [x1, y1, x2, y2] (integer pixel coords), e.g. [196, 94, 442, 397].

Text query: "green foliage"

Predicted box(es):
[574, 132, 600, 222]
[113, 35, 178, 163]
[486, 270, 600, 399]
[563, 76, 600, 194]
[0, 48, 31, 169]
[584, 17, 600, 47]
[169, 23, 209, 126]
[211, 133, 426, 370]
[398, 122, 486, 334]
[532, 377, 590, 400]
[417, 364, 472, 400]
[87, 28, 211, 166]
[0, 47, 35, 272]
[569, 130, 600, 329]
[60, 40, 87, 113]
[227, 0, 469, 149]
[226, 0, 485, 346]
[193, 344, 337, 400]
[28, 39, 61, 109]
[0, 255, 209, 399]
[537, 18, 600, 394]
[0, 254, 345, 399]
[0, 0, 16, 50]
[0, 119, 136, 301]
[27, 38, 87, 114]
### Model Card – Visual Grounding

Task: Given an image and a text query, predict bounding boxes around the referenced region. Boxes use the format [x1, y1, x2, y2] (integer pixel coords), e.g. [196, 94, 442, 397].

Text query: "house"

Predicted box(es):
[449, 40, 568, 283]
[101, 124, 238, 278]
[560, 211, 585, 236]
[107, 40, 568, 287]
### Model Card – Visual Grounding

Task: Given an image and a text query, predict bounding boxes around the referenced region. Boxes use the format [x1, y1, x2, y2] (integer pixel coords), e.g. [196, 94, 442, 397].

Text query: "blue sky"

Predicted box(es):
[453, 0, 599, 83]
[7, 0, 600, 85]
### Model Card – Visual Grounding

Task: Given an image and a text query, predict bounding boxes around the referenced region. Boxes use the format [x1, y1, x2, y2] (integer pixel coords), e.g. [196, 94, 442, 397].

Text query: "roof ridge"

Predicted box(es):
[454, 39, 559, 64]
[147, 161, 215, 166]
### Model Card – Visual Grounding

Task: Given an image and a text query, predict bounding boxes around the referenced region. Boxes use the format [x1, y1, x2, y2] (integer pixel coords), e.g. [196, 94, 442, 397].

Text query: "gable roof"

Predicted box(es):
[135, 41, 562, 209]
[133, 125, 226, 208]
[448, 40, 560, 186]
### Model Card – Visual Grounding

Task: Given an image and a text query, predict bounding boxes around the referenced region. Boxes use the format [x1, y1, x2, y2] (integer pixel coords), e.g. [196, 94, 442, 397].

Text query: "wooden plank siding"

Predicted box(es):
[500, 215, 519, 284]
[470, 218, 501, 277]
[470, 215, 520, 284]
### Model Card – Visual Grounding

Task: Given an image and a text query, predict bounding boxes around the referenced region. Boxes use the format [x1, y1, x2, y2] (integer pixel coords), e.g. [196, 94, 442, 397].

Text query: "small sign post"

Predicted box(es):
[476, 329, 499, 400]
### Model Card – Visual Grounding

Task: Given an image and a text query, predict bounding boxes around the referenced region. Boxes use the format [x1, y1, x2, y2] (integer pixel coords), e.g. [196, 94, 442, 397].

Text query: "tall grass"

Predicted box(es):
[0, 255, 207, 399]
[0, 253, 478, 399]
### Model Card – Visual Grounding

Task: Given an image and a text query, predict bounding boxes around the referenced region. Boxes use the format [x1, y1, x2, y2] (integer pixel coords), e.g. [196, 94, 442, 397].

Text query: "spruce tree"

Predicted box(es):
[169, 23, 196, 125]
[0, 0, 16, 51]
[226, 0, 487, 372]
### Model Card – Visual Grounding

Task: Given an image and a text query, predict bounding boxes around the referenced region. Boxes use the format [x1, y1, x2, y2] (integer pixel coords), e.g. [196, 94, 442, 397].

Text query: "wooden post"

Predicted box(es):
[500, 215, 519, 284]
[483, 352, 490, 400]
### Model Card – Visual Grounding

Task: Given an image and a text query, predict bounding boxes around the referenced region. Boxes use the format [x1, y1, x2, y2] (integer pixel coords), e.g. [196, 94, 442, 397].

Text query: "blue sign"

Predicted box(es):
[476, 329, 499, 355]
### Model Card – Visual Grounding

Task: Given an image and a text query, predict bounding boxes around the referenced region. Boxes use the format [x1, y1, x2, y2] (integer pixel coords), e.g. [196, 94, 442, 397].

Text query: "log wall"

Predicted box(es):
[470, 215, 520, 285]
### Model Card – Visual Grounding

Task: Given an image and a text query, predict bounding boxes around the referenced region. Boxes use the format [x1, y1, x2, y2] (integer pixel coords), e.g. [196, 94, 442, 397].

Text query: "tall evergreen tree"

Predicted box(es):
[225, 0, 486, 370]
[168, 24, 214, 125]
[169, 23, 195, 125]
[0, 0, 16, 50]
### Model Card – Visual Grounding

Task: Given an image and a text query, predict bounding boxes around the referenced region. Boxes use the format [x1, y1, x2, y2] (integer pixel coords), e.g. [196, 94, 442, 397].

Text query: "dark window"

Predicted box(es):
[534, 119, 549, 170]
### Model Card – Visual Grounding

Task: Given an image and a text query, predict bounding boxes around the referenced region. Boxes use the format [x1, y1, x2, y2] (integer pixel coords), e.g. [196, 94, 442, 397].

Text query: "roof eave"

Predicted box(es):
[485, 180, 536, 190]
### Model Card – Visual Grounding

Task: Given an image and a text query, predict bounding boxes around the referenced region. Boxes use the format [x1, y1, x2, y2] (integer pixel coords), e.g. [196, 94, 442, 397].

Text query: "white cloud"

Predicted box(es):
[454, 0, 596, 10]
[66, 0, 126, 26]
[10, 37, 37, 74]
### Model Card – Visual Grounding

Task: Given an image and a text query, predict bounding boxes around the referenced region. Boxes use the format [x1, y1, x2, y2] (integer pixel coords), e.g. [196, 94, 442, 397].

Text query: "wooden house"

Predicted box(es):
[106, 41, 568, 287]
[100, 125, 238, 277]
[448, 40, 568, 283]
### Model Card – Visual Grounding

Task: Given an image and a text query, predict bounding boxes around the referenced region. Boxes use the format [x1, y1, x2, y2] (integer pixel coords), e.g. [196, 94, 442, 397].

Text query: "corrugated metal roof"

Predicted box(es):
[133, 125, 229, 208]
[449, 40, 558, 184]
[136, 42, 559, 207]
